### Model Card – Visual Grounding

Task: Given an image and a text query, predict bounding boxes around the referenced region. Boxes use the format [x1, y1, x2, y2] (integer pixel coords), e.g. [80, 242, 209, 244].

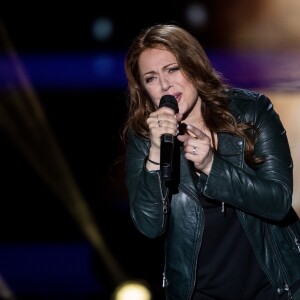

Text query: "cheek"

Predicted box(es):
[145, 87, 160, 107]
[152, 98, 160, 108]
[187, 83, 198, 98]
[185, 88, 199, 108]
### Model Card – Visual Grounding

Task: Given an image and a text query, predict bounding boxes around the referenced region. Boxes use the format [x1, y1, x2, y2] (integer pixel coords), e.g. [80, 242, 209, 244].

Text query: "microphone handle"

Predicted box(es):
[160, 134, 175, 181]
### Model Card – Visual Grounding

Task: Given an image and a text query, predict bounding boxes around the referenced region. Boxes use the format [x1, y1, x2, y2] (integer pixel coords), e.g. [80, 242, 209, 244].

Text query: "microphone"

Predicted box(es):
[159, 95, 179, 182]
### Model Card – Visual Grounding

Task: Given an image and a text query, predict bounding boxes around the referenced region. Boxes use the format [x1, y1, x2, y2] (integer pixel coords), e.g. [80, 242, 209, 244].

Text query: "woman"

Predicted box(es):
[121, 23, 300, 299]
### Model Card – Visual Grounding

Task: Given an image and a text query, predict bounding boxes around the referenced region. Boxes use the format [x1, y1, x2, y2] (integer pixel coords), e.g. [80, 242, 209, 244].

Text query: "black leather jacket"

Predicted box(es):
[125, 88, 300, 299]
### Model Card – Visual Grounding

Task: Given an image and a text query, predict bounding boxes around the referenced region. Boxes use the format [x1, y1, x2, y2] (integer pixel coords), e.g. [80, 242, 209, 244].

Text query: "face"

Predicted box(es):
[138, 47, 200, 120]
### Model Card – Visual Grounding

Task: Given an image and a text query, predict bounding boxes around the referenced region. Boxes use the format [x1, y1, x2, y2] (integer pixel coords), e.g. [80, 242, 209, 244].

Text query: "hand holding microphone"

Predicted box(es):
[146, 95, 181, 181]
[158, 95, 179, 181]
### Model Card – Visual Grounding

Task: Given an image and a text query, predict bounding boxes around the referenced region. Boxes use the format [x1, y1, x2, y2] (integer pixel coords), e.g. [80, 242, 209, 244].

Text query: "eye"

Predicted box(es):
[168, 66, 180, 73]
[145, 76, 154, 83]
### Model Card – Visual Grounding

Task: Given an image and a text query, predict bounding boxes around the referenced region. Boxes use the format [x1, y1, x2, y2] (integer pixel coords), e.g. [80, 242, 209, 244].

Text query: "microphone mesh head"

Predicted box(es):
[159, 95, 179, 113]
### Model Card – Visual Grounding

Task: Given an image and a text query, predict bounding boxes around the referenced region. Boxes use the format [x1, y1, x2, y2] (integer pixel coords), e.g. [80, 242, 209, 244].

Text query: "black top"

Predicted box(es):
[191, 172, 288, 300]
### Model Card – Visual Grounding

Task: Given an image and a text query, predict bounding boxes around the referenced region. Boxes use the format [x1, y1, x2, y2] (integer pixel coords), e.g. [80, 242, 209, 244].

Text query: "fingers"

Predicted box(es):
[146, 107, 180, 149]
[177, 124, 213, 174]
[185, 124, 207, 139]
[177, 124, 208, 144]
[147, 108, 179, 135]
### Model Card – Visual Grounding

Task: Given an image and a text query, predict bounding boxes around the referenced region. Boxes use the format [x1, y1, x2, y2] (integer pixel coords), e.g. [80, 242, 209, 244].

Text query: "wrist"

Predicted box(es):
[147, 157, 160, 165]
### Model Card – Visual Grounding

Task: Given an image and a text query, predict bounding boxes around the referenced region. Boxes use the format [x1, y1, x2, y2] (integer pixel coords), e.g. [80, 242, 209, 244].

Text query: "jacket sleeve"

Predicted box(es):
[124, 131, 168, 238]
[203, 93, 293, 221]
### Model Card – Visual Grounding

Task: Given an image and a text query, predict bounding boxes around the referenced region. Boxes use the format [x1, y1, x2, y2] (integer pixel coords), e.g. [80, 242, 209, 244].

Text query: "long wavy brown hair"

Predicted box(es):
[121, 23, 263, 166]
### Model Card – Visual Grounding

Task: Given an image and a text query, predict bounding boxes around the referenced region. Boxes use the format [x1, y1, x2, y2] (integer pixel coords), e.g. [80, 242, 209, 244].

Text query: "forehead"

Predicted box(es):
[138, 48, 177, 70]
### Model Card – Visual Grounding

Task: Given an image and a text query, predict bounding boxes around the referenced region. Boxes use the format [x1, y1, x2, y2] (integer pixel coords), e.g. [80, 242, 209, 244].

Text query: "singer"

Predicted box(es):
[121, 24, 300, 300]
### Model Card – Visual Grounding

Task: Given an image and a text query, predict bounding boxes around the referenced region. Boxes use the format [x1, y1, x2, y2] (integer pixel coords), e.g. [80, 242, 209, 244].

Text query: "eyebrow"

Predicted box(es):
[143, 62, 177, 76]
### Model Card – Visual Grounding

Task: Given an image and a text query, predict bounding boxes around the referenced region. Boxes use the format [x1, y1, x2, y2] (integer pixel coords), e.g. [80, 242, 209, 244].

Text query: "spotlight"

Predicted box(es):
[92, 17, 114, 42]
[184, 3, 208, 29]
[111, 280, 152, 300]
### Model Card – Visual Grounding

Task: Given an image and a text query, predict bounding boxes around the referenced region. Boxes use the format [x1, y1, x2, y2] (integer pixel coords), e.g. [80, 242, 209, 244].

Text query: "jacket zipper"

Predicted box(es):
[285, 284, 292, 300]
[239, 214, 293, 299]
[162, 272, 167, 287]
[287, 227, 300, 253]
[178, 184, 204, 300]
[265, 223, 293, 299]
[157, 172, 169, 228]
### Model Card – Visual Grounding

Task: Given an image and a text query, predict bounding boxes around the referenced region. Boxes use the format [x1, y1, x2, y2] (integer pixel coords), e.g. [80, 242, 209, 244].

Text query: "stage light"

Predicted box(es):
[92, 17, 114, 42]
[111, 280, 152, 300]
[184, 2, 208, 29]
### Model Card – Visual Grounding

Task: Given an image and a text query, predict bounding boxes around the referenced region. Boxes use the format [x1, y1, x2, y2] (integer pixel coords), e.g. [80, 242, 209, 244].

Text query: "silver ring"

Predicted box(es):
[192, 146, 196, 155]
[157, 115, 161, 127]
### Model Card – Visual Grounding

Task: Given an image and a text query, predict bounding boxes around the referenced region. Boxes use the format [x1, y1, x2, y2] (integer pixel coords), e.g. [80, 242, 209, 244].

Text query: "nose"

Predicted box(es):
[161, 77, 173, 91]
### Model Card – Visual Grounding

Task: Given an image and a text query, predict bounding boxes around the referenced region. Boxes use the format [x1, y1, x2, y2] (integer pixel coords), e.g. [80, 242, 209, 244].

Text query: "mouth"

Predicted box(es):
[173, 93, 181, 102]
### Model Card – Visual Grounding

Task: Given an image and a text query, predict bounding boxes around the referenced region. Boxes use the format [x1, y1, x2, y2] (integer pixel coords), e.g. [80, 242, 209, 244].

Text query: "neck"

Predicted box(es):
[182, 98, 204, 127]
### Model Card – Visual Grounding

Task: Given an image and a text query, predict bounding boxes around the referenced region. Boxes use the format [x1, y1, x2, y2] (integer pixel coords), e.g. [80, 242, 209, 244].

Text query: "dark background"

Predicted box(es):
[0, 7, 187, 300]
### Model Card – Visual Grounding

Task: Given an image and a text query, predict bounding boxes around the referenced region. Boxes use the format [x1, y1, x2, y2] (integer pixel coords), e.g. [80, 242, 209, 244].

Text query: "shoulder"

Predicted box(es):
[226, 87, 273, 122]
[227, 87, 260, 99]
[226, 87, 268, 104]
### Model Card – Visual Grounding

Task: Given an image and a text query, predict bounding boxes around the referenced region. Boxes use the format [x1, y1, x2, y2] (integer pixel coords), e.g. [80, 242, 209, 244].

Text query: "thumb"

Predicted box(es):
[176, 112, 183, 122]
